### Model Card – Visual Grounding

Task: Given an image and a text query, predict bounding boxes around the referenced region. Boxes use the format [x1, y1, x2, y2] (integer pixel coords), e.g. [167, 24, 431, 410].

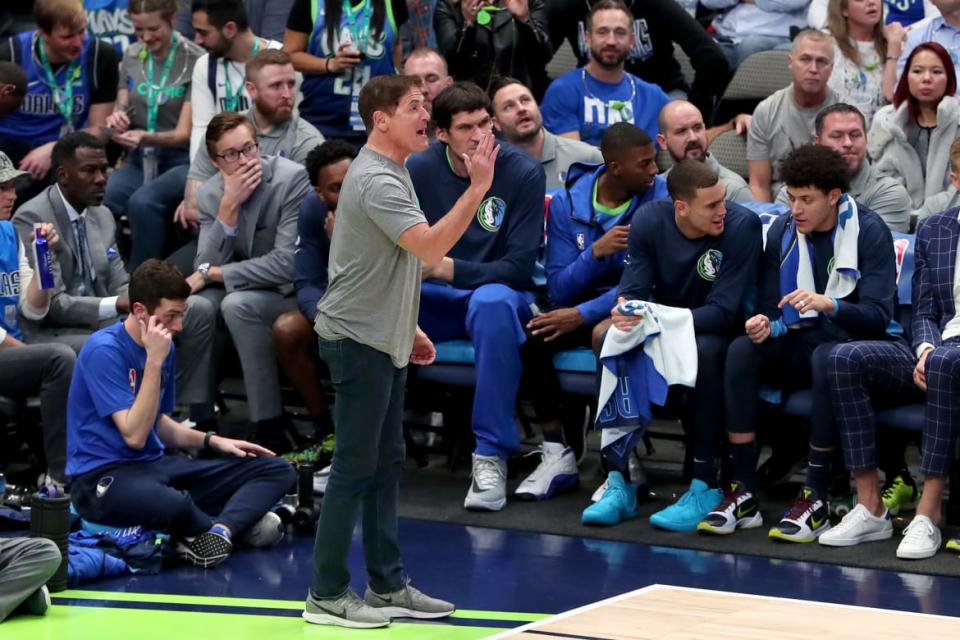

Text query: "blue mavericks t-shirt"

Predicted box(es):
[541, 68, 670, 146]
[884, 0, 925, 26]
[0, 221, 22, 341]
[85, 0, 134, 55]
[66, 321, 175, 478]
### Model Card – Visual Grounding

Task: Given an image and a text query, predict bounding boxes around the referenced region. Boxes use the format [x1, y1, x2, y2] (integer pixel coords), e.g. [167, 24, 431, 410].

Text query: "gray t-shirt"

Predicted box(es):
[121, 35, 204, 132]
[748, 85, 840, 181]
[314, 147, 427, 368]
[188, 110, 324, 182]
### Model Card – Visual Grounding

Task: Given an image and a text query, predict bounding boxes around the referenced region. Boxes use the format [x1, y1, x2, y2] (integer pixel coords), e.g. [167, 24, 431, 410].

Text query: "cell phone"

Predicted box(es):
[99, 126, 117, 137]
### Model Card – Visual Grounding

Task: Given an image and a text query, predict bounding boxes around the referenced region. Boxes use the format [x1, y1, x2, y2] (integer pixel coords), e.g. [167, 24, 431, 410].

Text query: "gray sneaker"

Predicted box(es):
[239, 512, 284, 548]
[364, 582, 456, 619]
[464, 453, 507, 511]
[302, 589, 390, 629]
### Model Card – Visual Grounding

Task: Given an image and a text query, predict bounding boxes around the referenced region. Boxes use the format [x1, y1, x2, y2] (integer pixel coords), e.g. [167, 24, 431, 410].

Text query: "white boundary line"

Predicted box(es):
[484, 583, 960, 639]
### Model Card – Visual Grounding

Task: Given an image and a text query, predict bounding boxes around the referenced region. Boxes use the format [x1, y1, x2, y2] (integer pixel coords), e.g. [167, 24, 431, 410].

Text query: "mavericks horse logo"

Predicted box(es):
[697, 249, 723, 281]
[477, 197, 506, 232]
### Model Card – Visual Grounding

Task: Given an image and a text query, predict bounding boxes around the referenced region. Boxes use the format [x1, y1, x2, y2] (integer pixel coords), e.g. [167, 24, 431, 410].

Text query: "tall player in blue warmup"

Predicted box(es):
[515, 123, 667, 502]
[596, 160, 762, 530]
[701, 144, 899, 543]
[0, 0, 117, 187]
[407, 82, 545, 512]
[283, 0, 407, 146]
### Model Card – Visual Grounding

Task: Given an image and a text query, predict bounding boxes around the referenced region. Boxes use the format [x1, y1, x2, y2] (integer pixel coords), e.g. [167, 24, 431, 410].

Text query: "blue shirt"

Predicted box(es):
[294, 191, 331, 319]
[0, 221, 22, 341]
[84, 0, 134, 55]
[540, 67, 669, 146]
[66, 321, 174, 478]
[883, 0, 926, 27]
[619, 200, 762, 334]
[406, 141, 545, 290]
[897, 18, 960, 77]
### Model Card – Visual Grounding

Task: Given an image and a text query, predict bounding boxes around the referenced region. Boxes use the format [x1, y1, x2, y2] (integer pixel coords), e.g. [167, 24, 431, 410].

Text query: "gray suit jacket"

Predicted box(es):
[195, 154, 310, 294]
[12, 185, 129, 330]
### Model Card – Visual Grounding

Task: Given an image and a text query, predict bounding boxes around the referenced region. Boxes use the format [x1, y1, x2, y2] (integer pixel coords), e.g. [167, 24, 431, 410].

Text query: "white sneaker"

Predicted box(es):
[240, 512, 285, 547]
[515, 442, 579, 501]
[818, 503, 893, 547]
[464, 454, 507, 511]
[313, 464, 331, 495]
[896, 515, 941, 560]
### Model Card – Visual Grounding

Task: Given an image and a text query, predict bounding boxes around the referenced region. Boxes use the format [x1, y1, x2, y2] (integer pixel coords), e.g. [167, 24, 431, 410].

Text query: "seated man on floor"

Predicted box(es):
[186, 112, 311, 452]
[517, 122, 666, 501]
[775, 103, 912, 233]
[0, 537, 60, 623]
[702, 144, 899, 542]
[406, 82, 545, 512]
[67, 259, 295, 568]
[821, 194, 960, 559]
[587, 159, 762, 529]
[272, 140, 358, 443]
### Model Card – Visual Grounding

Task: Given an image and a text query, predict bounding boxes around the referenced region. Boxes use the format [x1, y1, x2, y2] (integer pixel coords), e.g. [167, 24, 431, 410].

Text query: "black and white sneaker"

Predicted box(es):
[697, 482, 763, 535]
[769, 487, 831, 543]
[176, 530, 233, 568]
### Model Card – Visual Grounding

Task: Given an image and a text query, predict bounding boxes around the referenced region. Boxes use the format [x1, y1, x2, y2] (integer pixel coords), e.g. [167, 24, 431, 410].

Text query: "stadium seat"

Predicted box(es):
[708, 129, 749, 179]
[673, 44, 696, 87]
[720, 50, 792, 102]
[546, 40, 580, 80]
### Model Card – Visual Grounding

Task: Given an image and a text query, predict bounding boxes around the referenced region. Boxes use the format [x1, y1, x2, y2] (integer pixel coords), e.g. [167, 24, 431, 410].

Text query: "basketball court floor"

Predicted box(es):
[4, 517, 960, 639]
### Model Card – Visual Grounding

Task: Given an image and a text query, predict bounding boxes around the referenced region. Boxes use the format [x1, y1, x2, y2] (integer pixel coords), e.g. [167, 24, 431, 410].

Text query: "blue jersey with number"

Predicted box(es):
[0, 31, 95, 145]
[883, 0, 925, 26]
[301, 0, 398, 139]
[0, 221, 22, 342]
[85, 0, 134, 55]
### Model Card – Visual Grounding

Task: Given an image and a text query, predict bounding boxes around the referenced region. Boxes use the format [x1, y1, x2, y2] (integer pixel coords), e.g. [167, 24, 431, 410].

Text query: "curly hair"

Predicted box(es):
[305, 140, 359, 187]
[779, 144, 850, 194]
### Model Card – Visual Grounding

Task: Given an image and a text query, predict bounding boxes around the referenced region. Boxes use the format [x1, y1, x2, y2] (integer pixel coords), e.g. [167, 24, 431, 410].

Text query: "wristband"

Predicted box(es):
[203, 430, 216, 451]
[324, 57, 330, 73]
[886, 55, 898, 61]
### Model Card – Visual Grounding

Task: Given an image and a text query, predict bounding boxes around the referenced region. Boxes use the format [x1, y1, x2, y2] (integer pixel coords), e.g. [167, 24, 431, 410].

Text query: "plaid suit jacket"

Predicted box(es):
[912, 208, 960, 351]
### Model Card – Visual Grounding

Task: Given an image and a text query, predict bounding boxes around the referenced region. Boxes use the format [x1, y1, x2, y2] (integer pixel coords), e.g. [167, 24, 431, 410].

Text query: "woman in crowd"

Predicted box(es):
[434, 0, 552, 97]
[869, 42, 959, 210]
[824, 0, 896, 125]
[103, 0, 203, 270]
[284, 0, 407, 146]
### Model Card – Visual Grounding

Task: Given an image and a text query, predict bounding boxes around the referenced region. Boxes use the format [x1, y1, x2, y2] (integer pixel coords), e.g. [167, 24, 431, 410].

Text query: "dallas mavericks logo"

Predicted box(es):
[338, 25, 387, 59]
[827, 256, 836, 277]
[477, 197, 506, 232]
[697, 249, 723, 281]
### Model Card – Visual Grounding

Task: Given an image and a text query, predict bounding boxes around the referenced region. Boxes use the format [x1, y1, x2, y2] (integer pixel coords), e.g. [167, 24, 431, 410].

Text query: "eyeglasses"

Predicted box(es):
[216, 141, 259, 164]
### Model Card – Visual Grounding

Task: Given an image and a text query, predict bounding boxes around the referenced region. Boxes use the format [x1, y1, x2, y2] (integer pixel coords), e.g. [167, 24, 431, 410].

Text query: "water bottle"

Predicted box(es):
[34, 225, 55, 290]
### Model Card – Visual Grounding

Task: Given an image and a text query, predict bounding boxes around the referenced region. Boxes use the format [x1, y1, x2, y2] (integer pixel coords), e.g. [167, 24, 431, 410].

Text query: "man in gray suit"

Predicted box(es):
[187, 112, 311, 451]
[12, 132, 217, 426]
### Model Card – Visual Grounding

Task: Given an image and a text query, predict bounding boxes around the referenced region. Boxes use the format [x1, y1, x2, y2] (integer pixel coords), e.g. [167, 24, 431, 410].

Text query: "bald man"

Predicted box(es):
[402, 48, 453, 117]
[657, 100, 752, 203]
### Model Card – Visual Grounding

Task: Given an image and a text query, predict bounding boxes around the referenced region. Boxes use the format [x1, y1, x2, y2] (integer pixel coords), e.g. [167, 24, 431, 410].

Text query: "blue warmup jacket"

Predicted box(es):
[545, 162, 668, 325]
[293, 191, 330, 320]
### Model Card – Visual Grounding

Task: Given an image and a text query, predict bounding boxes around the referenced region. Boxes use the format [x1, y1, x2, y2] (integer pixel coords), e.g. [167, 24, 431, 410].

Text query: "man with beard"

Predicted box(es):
[491, 77, 603, 191]
[658, 100, 753, 203]
[775, 103, 912, 233]
[746, 29, 839, 203]
[402, 48, 453, 141]
[540, 0, 669, 147]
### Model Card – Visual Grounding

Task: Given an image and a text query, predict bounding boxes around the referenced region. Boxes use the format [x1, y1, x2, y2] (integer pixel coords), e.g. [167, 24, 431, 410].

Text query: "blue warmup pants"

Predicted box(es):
[71, 455, 295, 538]
[418, 282, 535, 459]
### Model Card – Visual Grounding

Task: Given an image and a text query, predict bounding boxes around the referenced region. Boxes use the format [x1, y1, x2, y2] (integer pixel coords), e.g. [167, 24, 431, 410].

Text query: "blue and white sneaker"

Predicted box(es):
[515, 442, 579, 501]
[649, 479, 723, 532]
[582, 471, 637, 526]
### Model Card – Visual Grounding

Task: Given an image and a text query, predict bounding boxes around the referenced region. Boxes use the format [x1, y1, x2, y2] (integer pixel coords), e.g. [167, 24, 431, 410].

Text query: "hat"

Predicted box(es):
[0, 151, 29, 185]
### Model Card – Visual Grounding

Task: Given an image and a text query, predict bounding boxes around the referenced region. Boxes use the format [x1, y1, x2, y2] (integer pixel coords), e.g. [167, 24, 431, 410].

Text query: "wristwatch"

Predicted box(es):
[203, 430, 216, 451]
[198, 262, 211, 284]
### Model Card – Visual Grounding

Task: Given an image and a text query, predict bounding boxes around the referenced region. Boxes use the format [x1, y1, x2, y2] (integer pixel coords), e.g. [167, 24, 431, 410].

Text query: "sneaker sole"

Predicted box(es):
[818, 528, 892, 547]
[769, 523, 830, 543]
[175, 543, 231, 568]
[515, 474, 580, 502]
[302, 611, 390, 628]
[370, 605, 456, 619]
[897, 545, 939, 560]
[464, 497, 506, 512]
[698, 513, 763, 536]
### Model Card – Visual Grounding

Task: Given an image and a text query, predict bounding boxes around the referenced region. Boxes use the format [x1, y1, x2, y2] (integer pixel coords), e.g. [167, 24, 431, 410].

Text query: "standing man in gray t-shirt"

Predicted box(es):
[303, 75, 498, 629]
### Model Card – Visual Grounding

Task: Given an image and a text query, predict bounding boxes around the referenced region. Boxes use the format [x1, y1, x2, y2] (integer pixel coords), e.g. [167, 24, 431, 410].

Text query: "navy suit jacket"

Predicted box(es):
[912, 208, 960, 352]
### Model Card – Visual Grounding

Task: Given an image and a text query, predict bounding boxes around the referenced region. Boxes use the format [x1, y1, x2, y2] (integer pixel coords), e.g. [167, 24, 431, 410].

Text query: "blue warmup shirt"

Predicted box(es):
[84, 0, 135, 55]
[0, 31, 95, 145]
[294, 191, 331, 320]
[760, 204, 897, 341]
[300, 0, 399, 139]
[0, 221, 23, 341]
[66, 321, 175, 478]
[540, 68, 669, 146]
[619, 200, 763, 334]
[546, 162, 668, 325]
[406, 141, 546, 291]
[884, 0, 925, 26]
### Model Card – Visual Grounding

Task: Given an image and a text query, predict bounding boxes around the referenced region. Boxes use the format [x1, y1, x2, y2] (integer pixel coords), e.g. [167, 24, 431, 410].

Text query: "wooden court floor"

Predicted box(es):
[494, 584, 960, 639]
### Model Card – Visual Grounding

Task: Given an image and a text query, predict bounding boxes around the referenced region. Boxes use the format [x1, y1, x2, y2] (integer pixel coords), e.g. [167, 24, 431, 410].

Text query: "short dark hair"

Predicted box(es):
[34, 0, 85, 33]
[586, 0, 632, 30]
[0, 61, 27, 96]
[129, 260, 190, 311]
[814, 103, 866, 137]
[600, 123, 652, 163]
[358, 74, 423, 132]
[191, 0, 249, 31]
[51, 131, 105, 174]
[488, 76, 525, 103]
[245, 48, 292, 81]
[205, 112, 254, 158]
[432, 82, 491, 132]
[305, 140, 359, 186]
[667, 159, 720, 203]
[779, 144, 850, 194]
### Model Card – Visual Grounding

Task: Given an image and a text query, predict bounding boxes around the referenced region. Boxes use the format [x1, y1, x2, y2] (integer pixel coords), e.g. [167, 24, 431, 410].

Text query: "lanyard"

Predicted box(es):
[222, 37, 261, 112]
[580, 68, 636, 119]
[143, 33, 180, 133]
[37, 34, 82, 127]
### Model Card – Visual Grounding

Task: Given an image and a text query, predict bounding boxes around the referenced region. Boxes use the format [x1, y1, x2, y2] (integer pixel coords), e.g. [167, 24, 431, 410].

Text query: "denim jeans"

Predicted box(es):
[104, 146, 189, 270]
[311, 337, 407, 597]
